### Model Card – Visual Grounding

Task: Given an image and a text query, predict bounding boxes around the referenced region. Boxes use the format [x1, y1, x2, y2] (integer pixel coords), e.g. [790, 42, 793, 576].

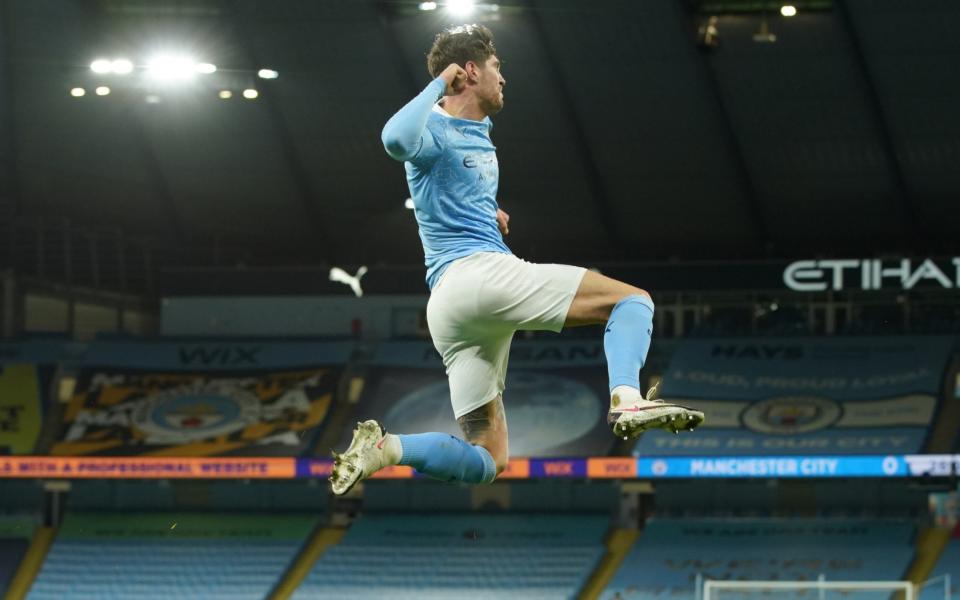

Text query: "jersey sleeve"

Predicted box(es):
[381, 77, 447, 167]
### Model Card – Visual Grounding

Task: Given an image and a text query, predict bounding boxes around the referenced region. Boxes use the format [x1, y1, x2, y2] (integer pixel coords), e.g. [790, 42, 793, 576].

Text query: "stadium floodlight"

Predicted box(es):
[446, 0, 475, 17]
[70, 87, 86, 97]
[195, 62, 217, 74]
[111, 59, 134, 74]
[146, 55, 197, 81]
[95, 86, 110, 96]
[218, 90, 233, 99]
[145, 94, 161, 104]
[780, 4, 797, 17]
[90, 59, 112, 74]
[242, 88, 258, 99]
[404, 198, 415, 209]
[419, 1, 438, 10]
[257, 68, 279, 79]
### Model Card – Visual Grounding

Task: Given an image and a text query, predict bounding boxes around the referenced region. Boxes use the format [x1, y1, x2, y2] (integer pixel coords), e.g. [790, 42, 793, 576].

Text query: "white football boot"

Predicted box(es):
[329, 420, 394, 496]
[607, 381, 705, 440]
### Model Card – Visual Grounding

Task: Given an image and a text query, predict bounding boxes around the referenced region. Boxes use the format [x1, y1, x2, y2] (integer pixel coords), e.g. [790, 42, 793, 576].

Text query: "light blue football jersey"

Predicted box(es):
[382, 78, 511, 289]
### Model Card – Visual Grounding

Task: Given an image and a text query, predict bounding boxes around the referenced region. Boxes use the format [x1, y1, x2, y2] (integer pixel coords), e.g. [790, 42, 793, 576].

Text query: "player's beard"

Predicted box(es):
[481, 90, 504, 116]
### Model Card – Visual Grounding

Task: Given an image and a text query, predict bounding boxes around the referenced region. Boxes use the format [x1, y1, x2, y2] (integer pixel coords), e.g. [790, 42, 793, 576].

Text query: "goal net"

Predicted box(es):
[703, 579, 914, 600]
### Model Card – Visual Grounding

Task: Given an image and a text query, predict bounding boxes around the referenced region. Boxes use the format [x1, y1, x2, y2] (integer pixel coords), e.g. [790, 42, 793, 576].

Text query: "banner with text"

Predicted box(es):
[637, 336, 956, 456]
[1, 454, 959, 479]
[50, 366, 341, 456]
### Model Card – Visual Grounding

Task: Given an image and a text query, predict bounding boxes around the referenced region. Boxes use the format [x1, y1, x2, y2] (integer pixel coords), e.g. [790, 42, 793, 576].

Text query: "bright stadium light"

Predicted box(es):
[257, 68, 279, 79]
[145, 94, 162, 104]
[70, 87, 86, 97]
[419, 1, 438, 10]
[111, 59, 134, 74]
[404, 198, 415, 209]
[95, 86, 110, 96]
[146, 55, 197, 81]
[218, 90, 233, 99]
[195, 62, 217, 74]
[781, 4, 797, 16]
[90, 59, 112, 74]
[446, 0, 475, 17]
[242, 88, 258, 99]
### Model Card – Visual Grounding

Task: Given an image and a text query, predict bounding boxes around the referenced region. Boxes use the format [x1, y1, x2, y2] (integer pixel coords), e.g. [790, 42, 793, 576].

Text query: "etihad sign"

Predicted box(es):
[784, 258, 960, 292]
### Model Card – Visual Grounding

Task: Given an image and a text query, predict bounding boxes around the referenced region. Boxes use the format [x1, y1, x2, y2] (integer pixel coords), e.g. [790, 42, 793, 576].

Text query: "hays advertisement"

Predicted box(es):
[351, 340, 613, 457]
[635, 336, 956, 456]
[51, 368, 338, 456]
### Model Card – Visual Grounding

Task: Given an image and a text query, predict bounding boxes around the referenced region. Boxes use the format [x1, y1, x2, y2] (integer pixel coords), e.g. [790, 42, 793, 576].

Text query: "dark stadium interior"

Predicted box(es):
[1, 0, 959, 286]
[0, 1, 959, 599]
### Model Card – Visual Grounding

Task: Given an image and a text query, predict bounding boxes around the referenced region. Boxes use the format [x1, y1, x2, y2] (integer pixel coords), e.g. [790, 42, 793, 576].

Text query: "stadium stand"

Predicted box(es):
[921, 526, 960, 599]
[0, 514, 39, 596]
[26, 512, 316, 600]
[0, 539, 29, 595]
[292, 513, 609, 600]
[601, 518, 917, 599]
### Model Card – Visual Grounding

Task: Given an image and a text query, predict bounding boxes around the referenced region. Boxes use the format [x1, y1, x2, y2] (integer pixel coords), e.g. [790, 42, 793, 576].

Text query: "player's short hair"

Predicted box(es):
[426, 24, 497, 78]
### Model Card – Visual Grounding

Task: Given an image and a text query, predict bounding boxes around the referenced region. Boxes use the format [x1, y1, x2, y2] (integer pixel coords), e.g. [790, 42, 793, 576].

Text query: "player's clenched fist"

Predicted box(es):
[440, 63, 468, 96]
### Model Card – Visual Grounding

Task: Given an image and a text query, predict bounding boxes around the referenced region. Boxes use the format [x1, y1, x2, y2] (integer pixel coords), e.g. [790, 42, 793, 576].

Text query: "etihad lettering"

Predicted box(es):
[784, 258, 960, 292]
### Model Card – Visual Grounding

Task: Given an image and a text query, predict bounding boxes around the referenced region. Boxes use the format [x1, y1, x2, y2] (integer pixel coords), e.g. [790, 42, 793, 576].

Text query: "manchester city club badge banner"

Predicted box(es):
[51, 367, 339, 457]
[636, 336, 956, 456]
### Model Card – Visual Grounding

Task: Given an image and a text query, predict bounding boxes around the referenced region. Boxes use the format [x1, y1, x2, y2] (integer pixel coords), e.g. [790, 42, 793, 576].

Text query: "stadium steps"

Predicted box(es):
[269, 527, 347, 600]
[577, 528, 640, 600]
[905, 527, 952, 589]
[4, 527, 55, 600]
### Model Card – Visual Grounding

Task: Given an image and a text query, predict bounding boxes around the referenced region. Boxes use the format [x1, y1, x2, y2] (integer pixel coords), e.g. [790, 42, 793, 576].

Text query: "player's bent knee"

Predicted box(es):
[493, 453, 508, 476]
[477, 441, 508, 477]
[623, 287, 651, 303]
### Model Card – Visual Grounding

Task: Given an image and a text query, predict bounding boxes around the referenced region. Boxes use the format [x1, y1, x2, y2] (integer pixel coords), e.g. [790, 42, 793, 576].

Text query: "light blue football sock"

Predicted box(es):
[397, 432, 497, 484]
[603, 294, 655, 393]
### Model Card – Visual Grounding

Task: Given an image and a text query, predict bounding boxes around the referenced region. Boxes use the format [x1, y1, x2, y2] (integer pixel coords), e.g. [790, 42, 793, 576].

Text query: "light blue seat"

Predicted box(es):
[601, 518, 917, 600]
[27, 514, 314, 600]
[921, 537, 960, 599]
[293, 513, 609, 600]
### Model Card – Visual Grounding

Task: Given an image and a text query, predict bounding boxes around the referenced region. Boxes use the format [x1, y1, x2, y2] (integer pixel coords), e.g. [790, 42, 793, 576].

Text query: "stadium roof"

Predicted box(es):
[1, 0, 957, 284]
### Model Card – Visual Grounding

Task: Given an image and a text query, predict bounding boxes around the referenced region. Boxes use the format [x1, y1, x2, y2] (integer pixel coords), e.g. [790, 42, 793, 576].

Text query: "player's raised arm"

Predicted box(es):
[381, 63, 467, 162]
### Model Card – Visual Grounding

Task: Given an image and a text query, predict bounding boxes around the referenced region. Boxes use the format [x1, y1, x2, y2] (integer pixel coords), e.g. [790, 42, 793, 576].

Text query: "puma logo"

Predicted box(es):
[329, 265, 368, 298]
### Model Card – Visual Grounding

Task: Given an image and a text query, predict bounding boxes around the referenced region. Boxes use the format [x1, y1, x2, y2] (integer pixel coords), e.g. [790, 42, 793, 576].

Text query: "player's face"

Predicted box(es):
[476, 55, 505, 115]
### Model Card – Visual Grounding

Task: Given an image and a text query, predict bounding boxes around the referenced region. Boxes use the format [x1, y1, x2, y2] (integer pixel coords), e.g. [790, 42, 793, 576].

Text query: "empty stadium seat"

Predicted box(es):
[602, 518, 916, 599]
[27, 512, 316, 600]
[293, 513, 609, 600]
[921, 533, 960, 599]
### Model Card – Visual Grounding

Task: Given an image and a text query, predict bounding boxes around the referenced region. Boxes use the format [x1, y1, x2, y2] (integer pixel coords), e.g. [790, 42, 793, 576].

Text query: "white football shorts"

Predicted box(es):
[426, 252, 587, 418]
